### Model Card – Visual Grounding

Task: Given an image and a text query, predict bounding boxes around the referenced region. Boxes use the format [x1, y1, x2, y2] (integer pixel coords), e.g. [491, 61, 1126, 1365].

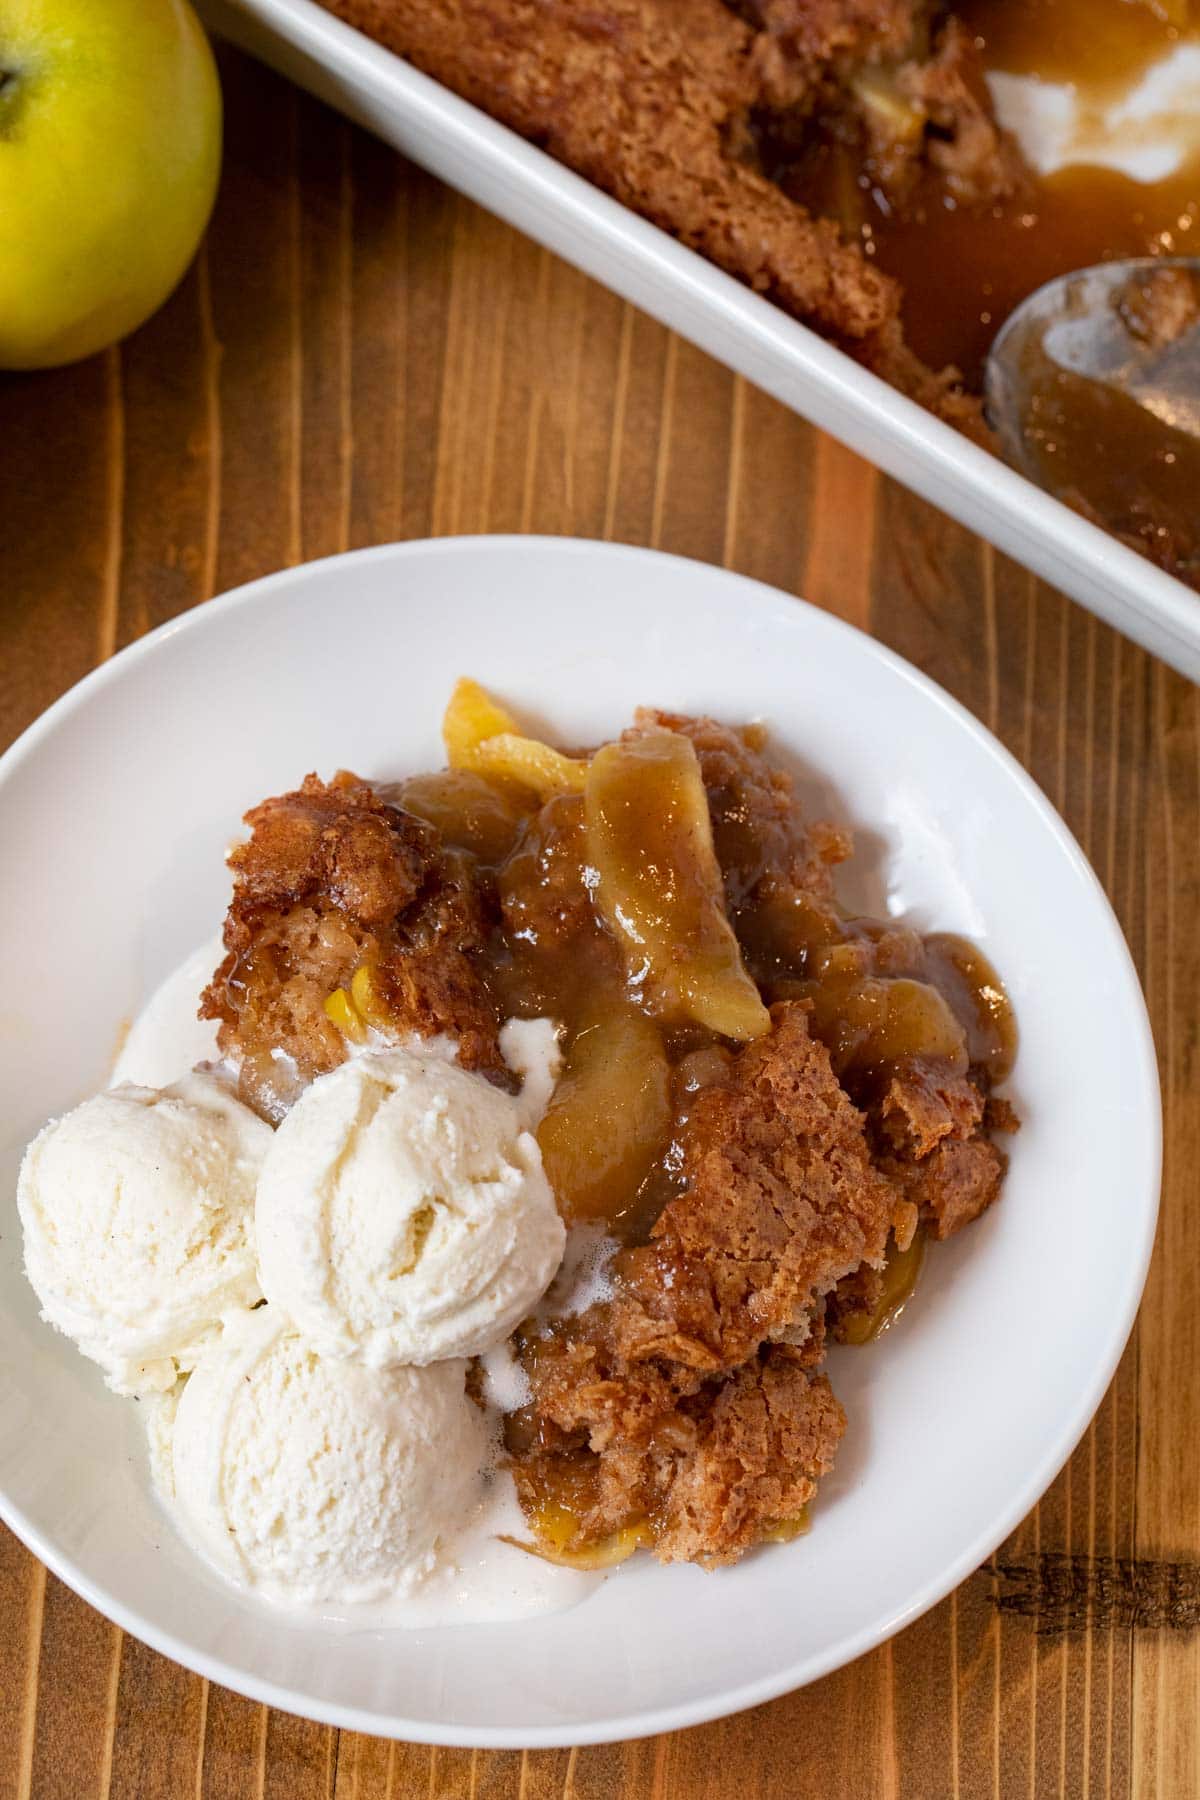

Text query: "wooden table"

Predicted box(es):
[1, 43, 1196, 1800]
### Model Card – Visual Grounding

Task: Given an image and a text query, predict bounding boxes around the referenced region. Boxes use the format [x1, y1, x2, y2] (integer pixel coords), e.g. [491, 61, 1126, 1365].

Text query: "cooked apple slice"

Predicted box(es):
[585, 731, 770, 1040]
[468, 733, 589, 799]
[442, 677, 588, 799]
[508, 1510, 654, 1569]
[837, 1229, 926, 1345]
[537, 1006, 672, 1224]
[803, 974, 966, 1076]
[851, 67, 926, 145]
[397, 768, 529, 862]
[442, 676, 521, 761]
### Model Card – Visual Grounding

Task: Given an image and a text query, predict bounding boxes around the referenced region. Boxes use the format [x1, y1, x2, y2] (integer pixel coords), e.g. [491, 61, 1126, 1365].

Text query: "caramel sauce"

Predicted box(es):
[964, 0, 1185, 88]
[836, 0, 1200, 385]
[922, 931, 1018, 1076]
[750, 901, 1016, 1090]
[403, 714, 1016, 1565]
[442, 739, 1018, 1247]
[393, 768, 527, 864]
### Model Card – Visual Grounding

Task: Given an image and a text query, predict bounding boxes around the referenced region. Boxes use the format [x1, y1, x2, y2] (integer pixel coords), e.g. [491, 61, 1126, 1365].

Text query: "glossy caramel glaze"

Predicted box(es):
[802, 0, 1200, 386]
[398, 735, 1016, 1252]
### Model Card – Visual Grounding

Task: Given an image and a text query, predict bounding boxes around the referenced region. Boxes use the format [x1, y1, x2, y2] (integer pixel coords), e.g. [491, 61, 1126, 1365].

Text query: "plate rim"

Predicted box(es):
[0, 534, 1163, 1747]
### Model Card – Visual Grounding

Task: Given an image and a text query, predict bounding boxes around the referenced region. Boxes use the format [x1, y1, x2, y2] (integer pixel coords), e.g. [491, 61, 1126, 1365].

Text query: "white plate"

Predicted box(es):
[198, 0, 1200, 679]
[0, 537, 1160, 1746]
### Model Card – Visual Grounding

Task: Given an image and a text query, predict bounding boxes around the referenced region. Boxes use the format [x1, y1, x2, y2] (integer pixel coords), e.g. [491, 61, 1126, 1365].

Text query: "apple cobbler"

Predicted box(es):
[203, 683, 1016, 1568]
[314, 0, 1200, 585]
[317, 0, 1196, 401]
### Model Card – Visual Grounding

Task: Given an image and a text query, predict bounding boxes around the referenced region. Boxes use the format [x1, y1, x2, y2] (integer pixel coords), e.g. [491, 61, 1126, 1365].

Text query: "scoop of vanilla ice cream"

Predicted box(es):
[255, 1046, 565, 1366]
[18, 1070, 270, 1395]
[170, 1306, 487, 1603]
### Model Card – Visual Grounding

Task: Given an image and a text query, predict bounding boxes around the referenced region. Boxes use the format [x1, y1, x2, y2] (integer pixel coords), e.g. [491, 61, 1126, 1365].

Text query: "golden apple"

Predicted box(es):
[0, 0, 222, 369]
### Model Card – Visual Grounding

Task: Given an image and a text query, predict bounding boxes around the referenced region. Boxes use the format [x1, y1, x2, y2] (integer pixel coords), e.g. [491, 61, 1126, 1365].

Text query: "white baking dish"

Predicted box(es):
[202, 0, 1200, 679]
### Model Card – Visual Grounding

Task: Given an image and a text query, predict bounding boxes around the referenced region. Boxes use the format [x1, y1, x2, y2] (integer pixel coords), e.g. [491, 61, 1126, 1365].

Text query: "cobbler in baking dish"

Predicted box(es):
[318, 0, 1200, 584]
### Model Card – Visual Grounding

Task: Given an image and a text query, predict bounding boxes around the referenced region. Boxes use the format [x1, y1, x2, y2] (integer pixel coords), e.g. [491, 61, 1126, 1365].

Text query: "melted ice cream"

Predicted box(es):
[989, 44, 1200, 183]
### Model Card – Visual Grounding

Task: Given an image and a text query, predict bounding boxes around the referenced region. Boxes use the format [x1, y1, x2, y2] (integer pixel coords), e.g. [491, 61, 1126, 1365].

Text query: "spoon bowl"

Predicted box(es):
[985, 256, 1200, 583]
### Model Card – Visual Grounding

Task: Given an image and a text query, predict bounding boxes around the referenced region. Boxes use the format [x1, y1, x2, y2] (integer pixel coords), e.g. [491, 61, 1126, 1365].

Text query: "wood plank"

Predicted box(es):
[331, 1731, 393, 1800]
[261, 1712, 337, 1799]
[1132, 665, 1200, 1800]
[26, 1577, 121, 1800]
[198, 1686, 267, 1800]
[802, 436, 877, 630]
[205, 50, 306, 594]
[0, 1531, 44, 1800]
[106, 1632, 206, 1800]
[114, 265, 213, 647]
[722, 380, 818, 604]
[0, 354, 120, 737]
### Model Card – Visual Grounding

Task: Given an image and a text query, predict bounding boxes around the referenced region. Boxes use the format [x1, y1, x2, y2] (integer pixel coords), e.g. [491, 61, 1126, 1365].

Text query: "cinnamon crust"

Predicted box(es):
[200, 772, 505, 1116]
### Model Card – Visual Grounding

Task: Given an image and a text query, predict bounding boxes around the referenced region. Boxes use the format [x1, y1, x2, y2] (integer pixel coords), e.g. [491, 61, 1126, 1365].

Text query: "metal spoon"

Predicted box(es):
[984, 257, 1200, 581]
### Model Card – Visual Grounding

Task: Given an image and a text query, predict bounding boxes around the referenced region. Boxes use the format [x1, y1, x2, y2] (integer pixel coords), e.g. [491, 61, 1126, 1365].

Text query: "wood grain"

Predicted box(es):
[1, 45, 1195, 1800]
